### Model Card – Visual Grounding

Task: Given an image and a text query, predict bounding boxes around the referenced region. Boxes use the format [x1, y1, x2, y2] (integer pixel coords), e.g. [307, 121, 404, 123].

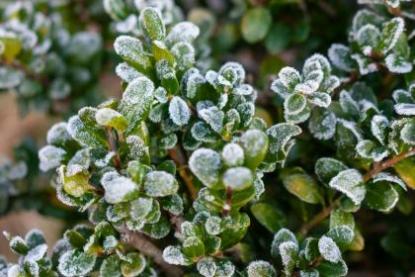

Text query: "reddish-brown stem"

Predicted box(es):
[168, 146, 198, 200]
[222, 187, 233, 217]
[120, 228, 183, 277]
[363, 147, 415, 182]
[105, 127, 122, 169]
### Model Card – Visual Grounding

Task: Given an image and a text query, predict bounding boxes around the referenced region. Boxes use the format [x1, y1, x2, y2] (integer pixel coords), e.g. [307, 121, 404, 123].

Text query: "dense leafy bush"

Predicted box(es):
[1, 0, 415, 276]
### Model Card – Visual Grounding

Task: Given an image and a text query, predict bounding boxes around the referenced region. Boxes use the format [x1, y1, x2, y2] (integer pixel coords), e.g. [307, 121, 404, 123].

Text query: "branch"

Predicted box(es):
[363, 147, 415, 182]
[168, 146, 198, 200]
[120, 228, 184, 277]
[299, 147, 415, 236]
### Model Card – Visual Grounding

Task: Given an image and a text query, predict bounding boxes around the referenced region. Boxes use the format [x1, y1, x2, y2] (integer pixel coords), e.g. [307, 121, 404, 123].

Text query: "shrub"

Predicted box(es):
[1, 0, 415, 276]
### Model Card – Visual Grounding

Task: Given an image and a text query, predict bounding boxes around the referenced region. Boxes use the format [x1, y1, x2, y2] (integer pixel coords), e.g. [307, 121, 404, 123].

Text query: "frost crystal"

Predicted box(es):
[101, 171, 138, 204]
[223, 167, 253, 191]
[247, 260, 276, 277]
[38, 145, 66, 172]
[318, 235, 341, 263]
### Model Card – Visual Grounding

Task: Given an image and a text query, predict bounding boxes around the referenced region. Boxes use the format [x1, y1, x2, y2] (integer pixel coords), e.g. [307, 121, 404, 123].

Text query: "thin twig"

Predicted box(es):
[168, 146, 198, 200]
[105, 127, 122, 169]
[299, 147, 415, 236]
[120, 228, 184, 277]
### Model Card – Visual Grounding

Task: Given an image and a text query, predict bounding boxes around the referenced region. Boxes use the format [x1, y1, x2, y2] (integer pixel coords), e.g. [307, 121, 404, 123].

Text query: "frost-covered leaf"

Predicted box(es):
[372, 172, 407, 190]
[47, 122, 71, 146]
[189, 148, 221, 188]
[356, 140, 389, 162]
[328, 44, 354, 72]
[267, 123, 302, 155]
[144, 171, 178, 197]
[223, 167, 253, 191]
[114, 36, 152, 74]
[139, 7, 166, 41]
[0, 67, 23, 89]
[119, 77, 155, 133]
[329, 169, 366, 205]
[279, 241, 298, 275]
[318, 235, 342, 263]
[394, 103, 415, 115]
[58, 249, 96, 277]
[380, 17, 404, 53]
[222, 143, 244, 167]
[199, 106, 224, 133]
[401, 121, 415, 145]
[120, 252, 146, 276]
[197, 257, 216, 277]
[67, 113, 107, 149]
[96, 108, 127, 131]
[246, 260, 276, 277]
[315, 158, 348, 185]
[271, 228, 297, 257]
[308, 92, 331, 108]
[371, 115, 389, 145]
[240, 129, 268, 169]
[38, 145, 66, 172]
[317, 259, 348, 277]
[250, 202, 285, 232]
[308, 108, 337, 140]
[385, 53, 412, 74]
[169, 96, 191, 126]
[278, 67, 301, 89]
[163, 246, 192, 266]
[284, 93, 307, 115]
[101, 171, 139, 204]
[166, 22, 200, 46]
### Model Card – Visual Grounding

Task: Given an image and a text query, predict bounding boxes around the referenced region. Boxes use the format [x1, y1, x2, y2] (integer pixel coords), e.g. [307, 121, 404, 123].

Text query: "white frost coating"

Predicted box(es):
[143, 171, 178, 197]
[166, 22, 200, 45]
[351, 54, 378, 75]
[356, 24, 380, 48]
[356, 140, 389, 162]
[169, 96, 191, 126]
[385, 53, 413, 74]
[271, 228, 298, 257]
[162, 246, 189, 265]
[189, 148, 221, 188]
[199, 106, 224, 133]
[215, 260, 235, 277]
[115, 62, 142, 83]
[284, 94, 307, 115]
[266, 123, 302, 155]
[121, 76, 154, 105]
[294, 80, 319, 95]
[205, 216, 222, 235]
[394, 103, 415, 115]
[247, 260, 276, 277]
[38, 145, 66, 172]
[371, 115, 389, 145]
[328, 43, 353, 72]
[381, 17, 405, 53]
[129, 197, 153, 220]
[95, 108, 123, 126]
[24, 244, 47, 262]
[278, 67, 301, 89]
[337, 119, 364, 141]
[372, 172, 407, 191]
[47, 122, 71, 145]
[392, 89, 411, 103]
[101, 171, 138, 204]
[114, 35, 143, 59]
[222, 143, 244, 167]
[401, 122, 415, 145]
[197, 257, 217, 277]
[126, 135, 147, 159]
[58, 250, 96, 277]
[223, 167, 253, 191]
[308, 92, 331, 108]
[279, 241, 298, 267]
[308, 109, 337, 140]
[329, 169, 366, 205]
[318, 235, 342, 263]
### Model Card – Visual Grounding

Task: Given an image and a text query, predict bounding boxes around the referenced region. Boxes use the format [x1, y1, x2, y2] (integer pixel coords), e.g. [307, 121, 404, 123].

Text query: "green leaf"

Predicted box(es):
[250, 202, 285, 232]
[241, 8, 272, 43]
[246, 260, 276, 277]
[143, 171, 179, 197]
[120, 253, 146, 277]
[182, 236, 205, 259]
[100, 255, 121, 277]
[308, 108, 337, 140]
[328, 43, 354, 72]
[394, 158, 415, 189]
[317, 259, 348, 277]
[67, 111, 107, 149]
[284, 93, 307, 116]
[58, 249, 96, 277]
[280, 167, 322, 204]
[380, 17, 404, 53]
[364, 182, 399, 213]
[96, 108, 128, 132]
[315, 157, 348, 185]
[139, 7, 166, 41]
[401, 120, 415, 145]
[240, 129, 268, 169]
[101, 171, 139, 204]
[103, 0, 128, 20]
[271, 228, 297, 257]
[114, 36, 153, 75]
[189, 148, 222, 189]
[222, 167, 253, 191]
[329, 169, 366, 205]
[59, 166, 92, 198]
[119, 77, 155, 133]
[221, 143, 244, 167]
